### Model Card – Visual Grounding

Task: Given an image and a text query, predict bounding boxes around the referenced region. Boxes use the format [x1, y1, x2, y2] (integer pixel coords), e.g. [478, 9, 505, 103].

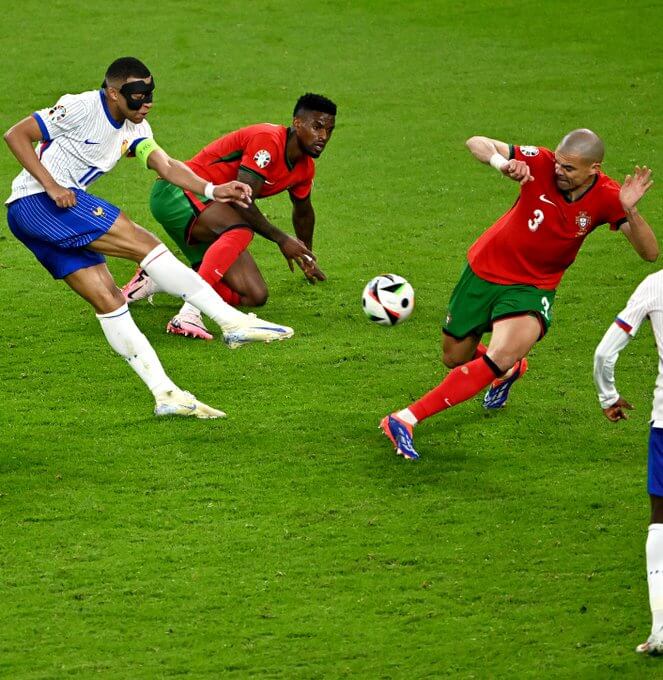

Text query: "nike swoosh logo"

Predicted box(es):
[539, 194, 555, 206]
[84, 139, 100, 145]
[263, 180, 275, 185]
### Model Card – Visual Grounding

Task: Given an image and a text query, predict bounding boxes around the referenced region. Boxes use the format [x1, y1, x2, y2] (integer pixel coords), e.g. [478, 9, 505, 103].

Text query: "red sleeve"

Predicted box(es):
[602, 178, 627, 230]
[289, 163, 315, 200]
[512, 145, 554, 172]
[239, 132, 282, 181]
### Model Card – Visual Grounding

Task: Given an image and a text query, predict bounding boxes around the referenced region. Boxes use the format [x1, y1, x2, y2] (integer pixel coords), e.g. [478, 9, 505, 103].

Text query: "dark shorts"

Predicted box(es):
[648, 426, 663, 496]
[150, 179, 211, 267]
[6, 190, 120, 278]
[443, 263, 556, 339]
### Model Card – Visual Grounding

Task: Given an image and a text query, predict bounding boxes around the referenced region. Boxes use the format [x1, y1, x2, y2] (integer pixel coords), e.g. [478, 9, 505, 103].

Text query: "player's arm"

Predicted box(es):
[138, 142, 252, 208]
[619, 166, 658, 262]
[3, 116, 76, 208]
[290, 194, 325, 283]
[593, 322, 634, 421]
[465, 135, 534, 185]
[234, 167, 317, 274]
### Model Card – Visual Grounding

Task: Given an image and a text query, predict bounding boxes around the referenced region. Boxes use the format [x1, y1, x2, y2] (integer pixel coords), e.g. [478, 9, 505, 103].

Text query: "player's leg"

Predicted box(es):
[380, 264, 497, 459]
[89, 212, 293, 348]
[64, 263, 224, 418]
[638, 427, 663, 654]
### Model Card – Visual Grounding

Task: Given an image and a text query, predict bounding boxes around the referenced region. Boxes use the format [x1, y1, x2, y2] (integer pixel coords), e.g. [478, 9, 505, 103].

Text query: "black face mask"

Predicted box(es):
[102, 78, 155, 110]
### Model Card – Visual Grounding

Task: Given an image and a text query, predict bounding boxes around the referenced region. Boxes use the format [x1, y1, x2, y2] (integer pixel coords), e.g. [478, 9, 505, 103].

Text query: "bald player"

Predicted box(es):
[381, 129, 657, 460]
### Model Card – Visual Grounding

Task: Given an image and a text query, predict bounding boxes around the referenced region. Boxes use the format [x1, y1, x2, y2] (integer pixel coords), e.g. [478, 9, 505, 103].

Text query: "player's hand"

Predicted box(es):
[603, 396, 634, 422]
[46, 183, 77, 208]
[620, 166, 653, 211]
[279, 235, 316, 272]
[503, 159, 534, 185]
[214, 181, 253, 208]
[297, 255, 326, 284]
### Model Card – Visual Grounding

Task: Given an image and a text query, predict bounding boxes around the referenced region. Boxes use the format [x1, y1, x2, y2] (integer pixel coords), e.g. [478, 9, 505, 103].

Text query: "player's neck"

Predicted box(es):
[102, 89, 127, 125]
[286, 127, 303, 166]
[564, 174, 598, 202]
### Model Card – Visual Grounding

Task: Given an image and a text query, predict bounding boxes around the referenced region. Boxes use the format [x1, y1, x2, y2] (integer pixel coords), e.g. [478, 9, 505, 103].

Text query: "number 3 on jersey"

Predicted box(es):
[528, 208, 544, 232]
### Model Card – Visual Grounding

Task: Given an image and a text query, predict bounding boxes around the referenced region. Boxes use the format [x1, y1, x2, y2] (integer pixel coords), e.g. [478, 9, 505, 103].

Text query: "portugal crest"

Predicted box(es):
[253, 149, 271, 169]
[575, 210, 592, 236]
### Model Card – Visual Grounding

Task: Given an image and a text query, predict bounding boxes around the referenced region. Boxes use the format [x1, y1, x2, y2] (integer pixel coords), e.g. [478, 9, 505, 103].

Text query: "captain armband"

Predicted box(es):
[135, 138, 162, 169]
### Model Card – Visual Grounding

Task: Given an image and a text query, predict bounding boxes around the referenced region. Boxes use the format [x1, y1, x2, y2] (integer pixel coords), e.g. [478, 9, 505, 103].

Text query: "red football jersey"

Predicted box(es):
[467, 146, 627, 289]
[185, 123, 315, 200]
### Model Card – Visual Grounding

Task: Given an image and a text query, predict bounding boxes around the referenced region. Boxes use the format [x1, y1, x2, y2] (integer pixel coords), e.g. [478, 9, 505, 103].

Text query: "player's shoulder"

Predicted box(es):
[512, 145, 553, 160]
[240, 122, 286, 141]
[596, 172, 621, 193]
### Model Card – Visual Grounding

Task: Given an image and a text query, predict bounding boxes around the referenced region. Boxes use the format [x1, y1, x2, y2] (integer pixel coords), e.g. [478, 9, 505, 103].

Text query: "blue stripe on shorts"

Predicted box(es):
[648, 426, 663, 497]
[6, 190, 120, 279]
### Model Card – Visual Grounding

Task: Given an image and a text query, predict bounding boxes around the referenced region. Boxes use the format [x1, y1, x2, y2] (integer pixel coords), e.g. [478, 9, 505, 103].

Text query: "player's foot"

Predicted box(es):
[483, 357, 529, 410]
[222, 313, 294, 349]
[154, 388, 226, 419]
[166, 311, 214, 340]
[122, 268, 158, 304]
[636, 632, 663, 655]
[379, 414, 420, 460]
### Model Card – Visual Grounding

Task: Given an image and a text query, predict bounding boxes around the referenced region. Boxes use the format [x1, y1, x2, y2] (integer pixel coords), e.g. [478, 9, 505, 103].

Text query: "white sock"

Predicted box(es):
[141, 244, 244, 327]
[646, 523, 663, 635]
[96, 303, 177, 397]
[179, 301, 201, 317]
[396, 408, 418, 426]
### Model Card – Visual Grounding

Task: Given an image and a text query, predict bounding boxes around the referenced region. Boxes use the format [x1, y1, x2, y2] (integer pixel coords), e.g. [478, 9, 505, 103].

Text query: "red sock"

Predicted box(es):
[198, 227, 253, 285]
[212, 280, 241, 306]
[409, 356, 499, 422]
[473, 342, 488, 359]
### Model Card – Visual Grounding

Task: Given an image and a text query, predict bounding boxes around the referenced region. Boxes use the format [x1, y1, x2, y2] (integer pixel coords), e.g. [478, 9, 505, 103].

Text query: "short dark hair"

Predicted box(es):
[104, 57, 151, 85]
[293, 93, 337, 117]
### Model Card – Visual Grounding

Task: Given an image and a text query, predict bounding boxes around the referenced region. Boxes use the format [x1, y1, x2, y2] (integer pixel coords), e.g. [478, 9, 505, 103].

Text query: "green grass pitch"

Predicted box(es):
[1, 1, 663, 677]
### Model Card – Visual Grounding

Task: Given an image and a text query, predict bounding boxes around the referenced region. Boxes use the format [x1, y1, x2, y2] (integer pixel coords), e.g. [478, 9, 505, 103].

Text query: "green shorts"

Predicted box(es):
[149, 179, 210, 266]
[443, 263, 556, 339]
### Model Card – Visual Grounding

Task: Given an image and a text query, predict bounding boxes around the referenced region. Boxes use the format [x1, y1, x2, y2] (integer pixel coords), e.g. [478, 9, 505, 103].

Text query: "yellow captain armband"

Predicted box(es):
[135, 138, 162, 169]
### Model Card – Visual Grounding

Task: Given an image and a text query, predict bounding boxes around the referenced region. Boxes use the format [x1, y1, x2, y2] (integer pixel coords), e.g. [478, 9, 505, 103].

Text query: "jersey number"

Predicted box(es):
[528, 209, 544, 232]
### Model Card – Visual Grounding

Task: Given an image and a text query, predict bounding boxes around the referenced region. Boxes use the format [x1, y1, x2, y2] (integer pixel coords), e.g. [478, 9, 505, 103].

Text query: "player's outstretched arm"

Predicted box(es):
[593, 322, 634, 421]
[144, 146, 252, 208]
[620, 166, 658, 262]
[466, 135, 534, 185]
[232, 168, 317, 274]
[291, 195, 325, 283]
[4, 117, 76, 208]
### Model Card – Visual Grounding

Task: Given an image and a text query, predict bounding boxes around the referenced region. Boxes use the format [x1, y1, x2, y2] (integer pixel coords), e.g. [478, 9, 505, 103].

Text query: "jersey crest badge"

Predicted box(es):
[519, 146, 539, 157]
[121, 139, 129, 156]
[92, 206, 106, 218]
[254, 149, 271, 169]
[47, 105, 66, 123]
[575, 211, 592, 236]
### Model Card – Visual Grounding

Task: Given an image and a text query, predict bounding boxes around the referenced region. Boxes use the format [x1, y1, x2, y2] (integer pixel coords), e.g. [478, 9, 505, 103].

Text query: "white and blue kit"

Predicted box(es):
[594, 271, 663, 496]
[5, 89, 152, 278]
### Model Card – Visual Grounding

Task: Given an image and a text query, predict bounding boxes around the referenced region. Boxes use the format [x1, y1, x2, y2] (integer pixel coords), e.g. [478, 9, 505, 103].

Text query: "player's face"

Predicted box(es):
[110, 77, 154, 124]
[293, 111, 335, 158]
[553, 150, 600, 192]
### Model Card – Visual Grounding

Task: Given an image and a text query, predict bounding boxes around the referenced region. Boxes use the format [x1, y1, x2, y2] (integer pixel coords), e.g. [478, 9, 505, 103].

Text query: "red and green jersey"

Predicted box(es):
[185, 123, 315, 200]
[467, 145, 627, 289]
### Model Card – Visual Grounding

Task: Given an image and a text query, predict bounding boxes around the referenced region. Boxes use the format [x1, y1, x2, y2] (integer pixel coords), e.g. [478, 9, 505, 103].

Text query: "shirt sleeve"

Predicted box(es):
[239, 133, 282, 181]
[593, 322, 632, 408]
[289, 164, 315, 200]
[602, 178, 627, 230]
[615, 274, 660, 337]
[33, 94, 89, 142]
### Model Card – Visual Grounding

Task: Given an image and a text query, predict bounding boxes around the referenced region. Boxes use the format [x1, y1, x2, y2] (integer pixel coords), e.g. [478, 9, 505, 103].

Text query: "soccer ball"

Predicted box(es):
[361, 274, 415, 326]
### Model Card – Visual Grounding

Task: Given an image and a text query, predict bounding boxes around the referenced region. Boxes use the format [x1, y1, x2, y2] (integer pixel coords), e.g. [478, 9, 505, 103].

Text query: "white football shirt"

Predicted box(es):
[6, 89, 152, 203]
[594, 270, 663, 423]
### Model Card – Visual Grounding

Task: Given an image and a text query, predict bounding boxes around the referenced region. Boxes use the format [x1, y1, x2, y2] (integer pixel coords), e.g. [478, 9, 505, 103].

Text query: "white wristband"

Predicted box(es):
[489, 153, 508, 172]
[203, 182, 216, 200]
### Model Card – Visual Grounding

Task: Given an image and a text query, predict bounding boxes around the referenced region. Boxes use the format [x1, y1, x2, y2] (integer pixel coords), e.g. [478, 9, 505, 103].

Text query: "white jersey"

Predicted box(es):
[6, 89, 152, 204]
[594, 270, 663, 423]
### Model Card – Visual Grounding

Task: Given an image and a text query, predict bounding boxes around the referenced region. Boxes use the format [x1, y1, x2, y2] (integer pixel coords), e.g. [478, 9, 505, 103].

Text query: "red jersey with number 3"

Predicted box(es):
[467, 145, 627, 289]
[185, 123, 315, 200]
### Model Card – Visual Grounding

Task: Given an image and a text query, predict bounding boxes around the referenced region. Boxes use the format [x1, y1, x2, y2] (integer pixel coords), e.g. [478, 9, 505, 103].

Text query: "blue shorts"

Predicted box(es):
[6, 189, 120, 279]
[648, 426, 663, 497]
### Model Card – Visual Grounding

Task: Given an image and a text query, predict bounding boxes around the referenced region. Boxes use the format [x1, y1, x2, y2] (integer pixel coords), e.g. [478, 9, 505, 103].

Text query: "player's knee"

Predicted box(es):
[92, 286, 127, 315]
[247, 288, 268, 307]
[442, 351, 465, 369]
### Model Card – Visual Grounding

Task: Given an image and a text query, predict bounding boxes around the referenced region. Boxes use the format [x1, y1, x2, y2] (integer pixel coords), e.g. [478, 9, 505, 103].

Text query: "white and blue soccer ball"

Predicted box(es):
[361, 274, 415, 326]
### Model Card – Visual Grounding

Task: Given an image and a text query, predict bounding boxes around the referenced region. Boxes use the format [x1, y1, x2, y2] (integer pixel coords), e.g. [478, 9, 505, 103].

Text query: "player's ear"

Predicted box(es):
[590, 161, 601, 175]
